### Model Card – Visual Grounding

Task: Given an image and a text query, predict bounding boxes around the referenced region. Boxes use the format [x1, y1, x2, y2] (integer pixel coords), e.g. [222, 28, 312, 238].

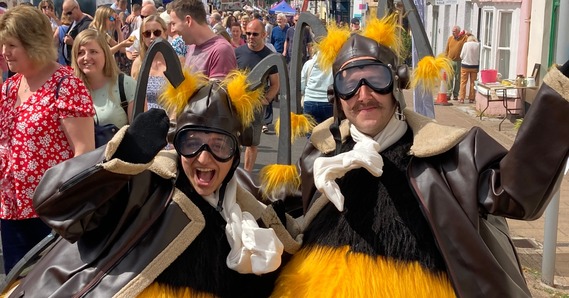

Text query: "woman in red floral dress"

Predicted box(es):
[0, 6, 95, 275]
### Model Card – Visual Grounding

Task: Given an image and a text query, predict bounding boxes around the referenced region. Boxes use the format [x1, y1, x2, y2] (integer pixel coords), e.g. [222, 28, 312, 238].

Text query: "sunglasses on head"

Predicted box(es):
[334, 61, 394, 100]
[142, 29, 162, 38]
[174, 128, 237, 163]
[245, 32, 260, 37]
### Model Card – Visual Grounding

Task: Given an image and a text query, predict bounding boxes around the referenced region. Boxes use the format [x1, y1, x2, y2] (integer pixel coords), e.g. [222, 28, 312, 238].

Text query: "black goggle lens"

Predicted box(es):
[174, 128, 237, 162]
[334, 63, 394, 100]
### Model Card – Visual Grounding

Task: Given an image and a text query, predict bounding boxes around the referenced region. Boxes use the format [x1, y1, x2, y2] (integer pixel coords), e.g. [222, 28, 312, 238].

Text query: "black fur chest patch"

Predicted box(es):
[304, 129, 447, 273]
[154, 174, 278, 297]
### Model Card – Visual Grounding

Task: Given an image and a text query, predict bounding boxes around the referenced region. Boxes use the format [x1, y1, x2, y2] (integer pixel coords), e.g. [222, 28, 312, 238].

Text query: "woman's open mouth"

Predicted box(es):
[196, 168, 215, 185]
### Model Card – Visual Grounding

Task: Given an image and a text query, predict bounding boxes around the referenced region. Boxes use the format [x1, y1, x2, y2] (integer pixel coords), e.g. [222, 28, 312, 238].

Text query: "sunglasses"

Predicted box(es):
[174, 128, 237, 162]
[64, 6, 75, 16]
[41, 6, 52, 10]
[334, 62, 394, 100]
[140, 14, 148, 19]
[245, 32, 260, 37]
[109, 16, 116, 22]
[142, 29, 162, 38]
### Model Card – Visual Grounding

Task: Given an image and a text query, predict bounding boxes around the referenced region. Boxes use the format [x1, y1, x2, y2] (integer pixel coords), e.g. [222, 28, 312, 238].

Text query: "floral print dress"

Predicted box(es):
[0, 66, 94, 220]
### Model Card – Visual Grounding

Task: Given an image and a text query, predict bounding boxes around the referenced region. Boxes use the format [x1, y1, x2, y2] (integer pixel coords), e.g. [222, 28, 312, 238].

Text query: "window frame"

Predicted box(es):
[479, 5, 519, 79]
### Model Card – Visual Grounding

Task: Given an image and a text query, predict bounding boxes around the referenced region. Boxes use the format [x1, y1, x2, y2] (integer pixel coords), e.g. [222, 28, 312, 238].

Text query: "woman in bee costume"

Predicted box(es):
[1, 40, 299, 297]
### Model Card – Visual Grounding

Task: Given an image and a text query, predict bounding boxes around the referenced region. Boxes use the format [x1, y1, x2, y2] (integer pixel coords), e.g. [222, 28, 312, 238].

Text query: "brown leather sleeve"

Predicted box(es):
[33, 146, 132, 242]
[486, 82, 569, 220]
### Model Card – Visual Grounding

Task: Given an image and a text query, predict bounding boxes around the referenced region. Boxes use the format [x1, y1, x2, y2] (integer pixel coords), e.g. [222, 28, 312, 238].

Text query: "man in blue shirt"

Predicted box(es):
[270, 13, 288, 54]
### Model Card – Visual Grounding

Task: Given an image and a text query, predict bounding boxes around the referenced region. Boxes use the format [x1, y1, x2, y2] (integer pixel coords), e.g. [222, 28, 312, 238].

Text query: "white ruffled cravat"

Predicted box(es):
[313, 114, 408, 211]
[203, 178, 284, 275]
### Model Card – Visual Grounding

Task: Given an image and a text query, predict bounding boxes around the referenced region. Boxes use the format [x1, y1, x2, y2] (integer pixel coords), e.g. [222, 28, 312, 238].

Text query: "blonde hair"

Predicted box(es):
[60, 12, 73, 26]
[138, 14, 167, 59]
[0, 6, 57, 66]
[38, 0, 54, 10]
[71, 29, 120, 91]
[91, 6, 116, 35]
[467, 35, 478, 42]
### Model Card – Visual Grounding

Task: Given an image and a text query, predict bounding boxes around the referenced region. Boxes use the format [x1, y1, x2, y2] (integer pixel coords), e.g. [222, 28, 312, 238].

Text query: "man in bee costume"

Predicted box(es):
[269, 14, 569, 297]
[1, 54, 299, 296]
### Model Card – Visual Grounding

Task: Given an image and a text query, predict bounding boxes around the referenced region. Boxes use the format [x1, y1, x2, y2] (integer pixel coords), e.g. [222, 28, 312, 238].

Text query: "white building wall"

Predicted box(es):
[527, 0, 551, 78]
[424, 2, 462, 56]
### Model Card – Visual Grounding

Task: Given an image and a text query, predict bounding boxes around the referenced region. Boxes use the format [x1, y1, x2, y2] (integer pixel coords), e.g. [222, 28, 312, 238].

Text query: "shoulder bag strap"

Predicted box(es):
[53, 74, 96, 125]
[55, 74, 69, 100]
[118, 73, 127, 114]
[4, 81, 10, 99]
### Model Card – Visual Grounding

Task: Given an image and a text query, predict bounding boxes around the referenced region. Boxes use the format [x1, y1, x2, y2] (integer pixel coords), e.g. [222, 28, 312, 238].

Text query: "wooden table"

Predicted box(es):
[478, 82, 537, 131]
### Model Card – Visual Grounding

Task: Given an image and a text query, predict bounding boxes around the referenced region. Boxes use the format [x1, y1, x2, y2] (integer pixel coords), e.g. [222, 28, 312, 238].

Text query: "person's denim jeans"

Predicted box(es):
[264, 101, 273, 126]
[1, 218, 51, 274]
[303, 101, 333, 124]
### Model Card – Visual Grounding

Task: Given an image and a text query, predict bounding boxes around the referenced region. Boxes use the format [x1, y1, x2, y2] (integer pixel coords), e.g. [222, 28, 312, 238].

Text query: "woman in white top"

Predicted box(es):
[72, 29, 136, 129]
[301, 52, 334, 125]
[459, 35, 480, 104]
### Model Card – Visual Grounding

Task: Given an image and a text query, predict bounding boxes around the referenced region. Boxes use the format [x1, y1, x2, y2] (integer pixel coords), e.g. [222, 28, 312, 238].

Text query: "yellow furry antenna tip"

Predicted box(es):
[259, 164, 300, 201]
[159, 70, 207, 116]
[315, 22, 351, 72]
[224, 70, 264, 128]
[274, 113, 316, 142]
[362, 13, 402, 56]
[410, 55, 453, 93]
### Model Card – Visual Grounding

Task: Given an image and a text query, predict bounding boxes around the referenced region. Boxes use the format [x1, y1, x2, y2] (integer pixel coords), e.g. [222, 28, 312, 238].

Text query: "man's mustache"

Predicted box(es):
[351, 102, 381, 112]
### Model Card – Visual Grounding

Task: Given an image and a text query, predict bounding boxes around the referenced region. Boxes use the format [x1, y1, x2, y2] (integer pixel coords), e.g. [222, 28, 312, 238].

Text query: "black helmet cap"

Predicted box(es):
[332, 34, 398, 74]
[175, 82, 242, 140]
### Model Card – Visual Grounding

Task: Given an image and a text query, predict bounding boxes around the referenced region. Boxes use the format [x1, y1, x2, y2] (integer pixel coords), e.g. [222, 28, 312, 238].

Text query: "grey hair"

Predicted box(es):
[212, 12, 221, 22]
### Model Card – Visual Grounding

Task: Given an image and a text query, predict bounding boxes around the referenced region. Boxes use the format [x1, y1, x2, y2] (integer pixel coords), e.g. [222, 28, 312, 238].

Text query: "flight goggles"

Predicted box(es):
[334, 61, 394, 100]
[174, 127, 238, 162]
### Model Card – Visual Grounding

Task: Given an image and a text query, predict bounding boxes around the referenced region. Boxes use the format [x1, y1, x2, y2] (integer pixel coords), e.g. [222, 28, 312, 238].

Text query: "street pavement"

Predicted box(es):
[1, 90, 568, 295]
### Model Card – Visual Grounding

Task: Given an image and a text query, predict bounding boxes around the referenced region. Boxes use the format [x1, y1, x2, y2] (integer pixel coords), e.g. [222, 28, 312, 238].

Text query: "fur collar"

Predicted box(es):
[544, 64, 569, 100]
[309, 109, 469, 158]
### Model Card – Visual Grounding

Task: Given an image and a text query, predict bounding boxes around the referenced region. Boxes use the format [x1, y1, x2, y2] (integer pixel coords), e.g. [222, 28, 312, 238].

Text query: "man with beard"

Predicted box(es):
[270, 13, 288, 55]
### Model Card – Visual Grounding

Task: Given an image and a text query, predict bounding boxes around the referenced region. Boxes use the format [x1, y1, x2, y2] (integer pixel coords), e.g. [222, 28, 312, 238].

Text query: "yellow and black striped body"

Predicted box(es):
[273, 129, 455, 297]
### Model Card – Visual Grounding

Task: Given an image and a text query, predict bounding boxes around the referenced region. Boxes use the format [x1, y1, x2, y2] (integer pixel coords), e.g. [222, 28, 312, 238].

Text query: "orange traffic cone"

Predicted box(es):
[434, 71, 452, 106]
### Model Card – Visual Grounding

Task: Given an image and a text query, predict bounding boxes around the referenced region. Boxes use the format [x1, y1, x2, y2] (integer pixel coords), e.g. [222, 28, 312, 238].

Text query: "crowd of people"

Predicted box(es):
[0, 1, 568, 297]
